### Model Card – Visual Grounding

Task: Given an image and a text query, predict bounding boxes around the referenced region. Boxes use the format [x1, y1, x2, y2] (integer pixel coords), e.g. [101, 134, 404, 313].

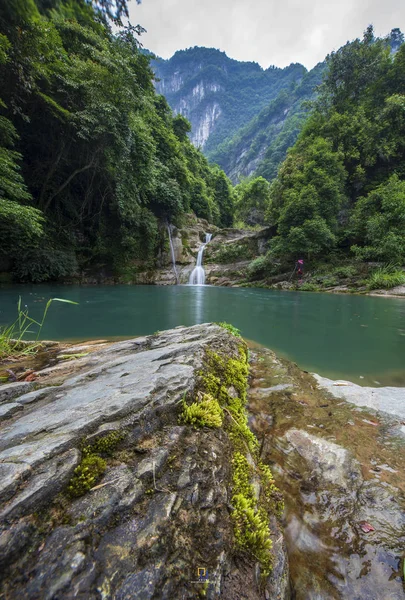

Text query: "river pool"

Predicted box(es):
[0, 284, 404, 386]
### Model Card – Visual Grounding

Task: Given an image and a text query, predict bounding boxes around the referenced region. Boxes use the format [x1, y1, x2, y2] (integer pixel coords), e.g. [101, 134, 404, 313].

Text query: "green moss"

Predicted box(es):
[179, 327, 283, 578]
[83, 430, 127, 457]
[259, 461, 285, 518]
[66, 430, 126, 498]
[66, 455, 106, 498]
[216, 322, 242, 338]
[203, 346, 249, 402]
[231, 452, 273, 578]
[181, 393, 223, 428]
[229, 416, 259, 456]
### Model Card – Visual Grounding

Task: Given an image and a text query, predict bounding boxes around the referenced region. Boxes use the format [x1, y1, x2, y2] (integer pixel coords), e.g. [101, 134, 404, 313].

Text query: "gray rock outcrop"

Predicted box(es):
[0, 324, 286, 599]
[313, 375, 405, 419]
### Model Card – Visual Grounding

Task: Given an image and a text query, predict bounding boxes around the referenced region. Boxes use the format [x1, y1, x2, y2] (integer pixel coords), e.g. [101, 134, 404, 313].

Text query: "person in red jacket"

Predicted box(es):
[296, 259, 304, 277]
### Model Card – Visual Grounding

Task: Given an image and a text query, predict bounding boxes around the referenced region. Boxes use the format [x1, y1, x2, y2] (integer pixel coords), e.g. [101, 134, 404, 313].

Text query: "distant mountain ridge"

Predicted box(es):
[151, 47, 323, 182]
[151, 30, 402, 184]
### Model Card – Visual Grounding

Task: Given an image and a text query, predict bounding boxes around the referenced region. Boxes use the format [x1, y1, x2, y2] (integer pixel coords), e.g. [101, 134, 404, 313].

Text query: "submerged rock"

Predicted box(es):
[247, 346, 405, 600]
[284, 429, 362, 488]
[0, 324, 287, 599]
[313, 374, 405, 420]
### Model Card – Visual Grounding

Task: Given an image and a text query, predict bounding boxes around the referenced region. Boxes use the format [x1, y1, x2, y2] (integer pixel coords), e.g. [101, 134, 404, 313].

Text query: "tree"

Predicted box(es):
[235, 177, 270, 226]
[266, 26, 405, 266]
[268, 137, 346, 257]
[0, 0, 231, 281]
[211, 168, 234, 227]
[0, 33, 44, 260]
[350, 175, 405, 263]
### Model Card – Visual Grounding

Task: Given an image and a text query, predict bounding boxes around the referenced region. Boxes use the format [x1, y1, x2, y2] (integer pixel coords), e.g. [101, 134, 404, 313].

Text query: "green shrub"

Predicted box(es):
[366, 267, 405, 290]
[298, 282, 320, 292]
[209, 243, 253, 264]
[246, 255, 268, 280]
[320, 276, 338, 287]
[332, 265, 357, 278]
[12, 247, 78, 282]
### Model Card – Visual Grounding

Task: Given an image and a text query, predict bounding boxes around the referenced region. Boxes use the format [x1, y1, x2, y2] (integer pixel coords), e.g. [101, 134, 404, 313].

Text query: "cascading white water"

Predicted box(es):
[189, 233, 212, 285]
[166, 223, 179, 285]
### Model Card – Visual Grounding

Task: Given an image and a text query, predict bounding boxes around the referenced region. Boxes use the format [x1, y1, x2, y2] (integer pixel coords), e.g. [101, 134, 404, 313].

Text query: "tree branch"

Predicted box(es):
[44, 157, 96, 212]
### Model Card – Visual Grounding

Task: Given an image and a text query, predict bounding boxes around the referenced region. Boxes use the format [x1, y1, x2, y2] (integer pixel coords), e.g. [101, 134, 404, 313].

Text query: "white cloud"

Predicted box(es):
[129, 0, 405, 69]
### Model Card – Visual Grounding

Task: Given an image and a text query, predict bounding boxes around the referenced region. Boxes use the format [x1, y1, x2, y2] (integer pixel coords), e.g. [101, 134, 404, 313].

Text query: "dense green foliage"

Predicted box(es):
[366, 265, 405, 290]
[234, 176, 271, 226]
[0, 1, 233, 281]
[265, 27, 405, 266]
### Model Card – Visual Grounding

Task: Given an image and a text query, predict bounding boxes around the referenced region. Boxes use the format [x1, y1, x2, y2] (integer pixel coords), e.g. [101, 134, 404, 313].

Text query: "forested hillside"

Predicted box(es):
[152, 48, 311, 181]
[208, 62, 326, 183]
[259, 27, 405, 274]
[0, 0, 234, 282]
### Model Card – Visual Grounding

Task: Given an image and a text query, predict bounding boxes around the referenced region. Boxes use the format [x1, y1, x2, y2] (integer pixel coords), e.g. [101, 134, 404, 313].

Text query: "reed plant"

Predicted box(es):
[0, 297, 78, 361]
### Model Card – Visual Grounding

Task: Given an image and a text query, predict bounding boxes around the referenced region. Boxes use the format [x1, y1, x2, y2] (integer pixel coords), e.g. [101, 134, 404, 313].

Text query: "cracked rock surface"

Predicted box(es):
[0, 324, 287, 600]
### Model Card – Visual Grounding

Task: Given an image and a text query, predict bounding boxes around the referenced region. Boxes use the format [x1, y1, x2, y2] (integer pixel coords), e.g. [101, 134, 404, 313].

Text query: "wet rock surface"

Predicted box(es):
[248, 346, 405, 600]
[0, 325, 286, 599]
[313, 375, 405, 419]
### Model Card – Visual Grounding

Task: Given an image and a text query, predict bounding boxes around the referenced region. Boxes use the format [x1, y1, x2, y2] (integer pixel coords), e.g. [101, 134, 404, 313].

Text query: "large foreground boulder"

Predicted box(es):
[0, 324, 286, 599]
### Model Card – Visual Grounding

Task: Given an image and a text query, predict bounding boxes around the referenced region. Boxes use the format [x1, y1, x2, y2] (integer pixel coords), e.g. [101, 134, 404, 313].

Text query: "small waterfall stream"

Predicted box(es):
[166, 223, 179, 285]
[189, 233, 212, 285]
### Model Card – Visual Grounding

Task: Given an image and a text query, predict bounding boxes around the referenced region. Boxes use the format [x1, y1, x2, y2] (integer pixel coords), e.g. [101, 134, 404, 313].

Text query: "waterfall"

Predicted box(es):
[166, 223, 179, 285]
[189, 233, 212, 285]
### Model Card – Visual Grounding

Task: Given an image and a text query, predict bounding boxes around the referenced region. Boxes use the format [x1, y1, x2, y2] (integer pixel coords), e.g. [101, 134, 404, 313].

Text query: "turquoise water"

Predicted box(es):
[1, 284, 404, 385]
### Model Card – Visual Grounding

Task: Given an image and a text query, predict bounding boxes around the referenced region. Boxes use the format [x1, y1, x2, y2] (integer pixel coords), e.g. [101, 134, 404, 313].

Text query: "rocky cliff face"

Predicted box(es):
[0, 325, 288, 600]
[152, 47, 324, 183]
[152, 48, 306, 156]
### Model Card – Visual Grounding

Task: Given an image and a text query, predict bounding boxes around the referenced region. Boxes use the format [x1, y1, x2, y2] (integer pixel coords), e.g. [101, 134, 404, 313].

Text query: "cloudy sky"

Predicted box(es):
[128, 0, 405, 69]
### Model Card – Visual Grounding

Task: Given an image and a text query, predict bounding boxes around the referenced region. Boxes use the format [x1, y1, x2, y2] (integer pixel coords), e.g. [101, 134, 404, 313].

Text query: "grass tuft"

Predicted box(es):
[366, 266, 405, 290]
[0, 297, 78, 361]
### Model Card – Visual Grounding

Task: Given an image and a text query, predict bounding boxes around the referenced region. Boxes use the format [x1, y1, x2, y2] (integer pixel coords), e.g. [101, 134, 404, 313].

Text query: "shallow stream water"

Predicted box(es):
[248, 346, 405, 599]
[1, 284, 404, 385]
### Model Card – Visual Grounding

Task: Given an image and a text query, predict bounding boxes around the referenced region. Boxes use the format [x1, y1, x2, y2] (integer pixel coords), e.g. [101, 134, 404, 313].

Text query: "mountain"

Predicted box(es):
[151, 47, 325, 182]
[208, 62, 326, 182]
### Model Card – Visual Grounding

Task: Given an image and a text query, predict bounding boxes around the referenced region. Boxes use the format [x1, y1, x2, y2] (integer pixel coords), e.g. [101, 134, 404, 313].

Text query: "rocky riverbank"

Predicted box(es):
[122, 218, 405, 296]
[18, 212, 402, 297]
[1, 325, 404, 599]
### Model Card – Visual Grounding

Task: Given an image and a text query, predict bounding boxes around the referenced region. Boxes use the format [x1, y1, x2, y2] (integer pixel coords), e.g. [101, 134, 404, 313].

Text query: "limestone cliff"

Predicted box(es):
[152, 48, 306, 155]
[151, 47, 324, 183]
